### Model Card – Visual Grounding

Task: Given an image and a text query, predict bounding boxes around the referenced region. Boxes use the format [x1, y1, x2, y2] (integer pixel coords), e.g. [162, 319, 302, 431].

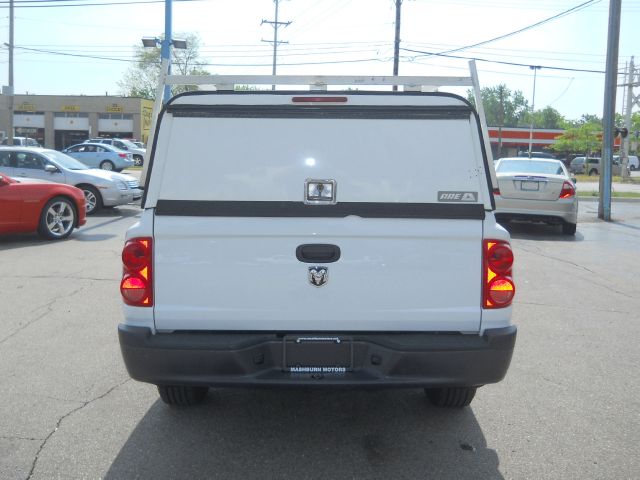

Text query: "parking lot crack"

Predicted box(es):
[516, 247, 635, 299]
[516, 301, 632, 315]
[26, 377, 131, 480]
[0, 287, 85, 347]
[516, 246, 598, 274]
[0, 303, 54, 347]
[5, 274, 113, 282]
[0, 435, 44, 442]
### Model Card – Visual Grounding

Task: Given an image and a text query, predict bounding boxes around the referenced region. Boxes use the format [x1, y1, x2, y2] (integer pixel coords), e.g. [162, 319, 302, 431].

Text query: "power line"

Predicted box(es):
[422, 0, 601, 57]
[401, 47, 606, 74]
[8, 44, 135, 62]
[0, 0, 201, 8]
[403, 41, 609, 59]
[3, 42, 621, 73]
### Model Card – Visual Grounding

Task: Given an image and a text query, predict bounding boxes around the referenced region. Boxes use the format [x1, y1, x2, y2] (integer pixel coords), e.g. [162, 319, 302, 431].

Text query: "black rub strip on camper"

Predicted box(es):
[155, 200, 486, 220]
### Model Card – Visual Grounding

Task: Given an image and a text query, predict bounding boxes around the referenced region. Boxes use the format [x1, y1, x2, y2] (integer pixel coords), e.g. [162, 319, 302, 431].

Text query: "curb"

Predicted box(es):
[578, 195, 640, 203]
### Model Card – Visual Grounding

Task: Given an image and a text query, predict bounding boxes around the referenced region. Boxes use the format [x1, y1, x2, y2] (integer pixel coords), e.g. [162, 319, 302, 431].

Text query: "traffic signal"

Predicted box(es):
[614, 127, 629, 138]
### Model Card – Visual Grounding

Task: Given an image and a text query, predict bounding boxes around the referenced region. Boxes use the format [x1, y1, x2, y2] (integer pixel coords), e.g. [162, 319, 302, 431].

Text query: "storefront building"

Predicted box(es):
[0, 95, 154, 149]
[487, 126, 623, 159]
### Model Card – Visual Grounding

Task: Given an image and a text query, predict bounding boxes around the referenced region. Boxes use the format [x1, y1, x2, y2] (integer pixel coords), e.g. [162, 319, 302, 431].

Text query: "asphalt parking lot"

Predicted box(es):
[1, 200, 639, 480]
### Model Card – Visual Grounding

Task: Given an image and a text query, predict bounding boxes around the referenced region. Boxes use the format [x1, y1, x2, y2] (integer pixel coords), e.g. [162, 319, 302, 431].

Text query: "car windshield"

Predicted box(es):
[497, 159, 564, 175]
[41, 150, 90, 170]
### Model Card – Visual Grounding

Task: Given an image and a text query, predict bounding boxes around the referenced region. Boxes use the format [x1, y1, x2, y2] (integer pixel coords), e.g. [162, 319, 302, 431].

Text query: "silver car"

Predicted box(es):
[62, 143, 134, 172]
[84, 138, 146, 166]
[493, 158, 578, 235]
[0, 147, 141, 215]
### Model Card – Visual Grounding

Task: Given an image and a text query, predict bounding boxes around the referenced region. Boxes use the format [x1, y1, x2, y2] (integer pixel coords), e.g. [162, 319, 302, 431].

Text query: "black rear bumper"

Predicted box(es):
[118, 325, 517, 388]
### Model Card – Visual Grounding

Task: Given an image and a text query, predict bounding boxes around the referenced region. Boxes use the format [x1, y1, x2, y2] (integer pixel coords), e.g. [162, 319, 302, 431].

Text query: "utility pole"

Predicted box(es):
[7, 0, 14, 145]
[498, 85, 505, 158]
[392, 0, 402, 91]
[621, 57, 639, 180]
[261, 0, 291, 90]
[599, 0, 621, 221]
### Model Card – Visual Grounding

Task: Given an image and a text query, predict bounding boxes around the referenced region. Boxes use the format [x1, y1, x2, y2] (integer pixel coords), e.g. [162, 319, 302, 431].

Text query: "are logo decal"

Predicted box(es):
[437, 191, 478, 202]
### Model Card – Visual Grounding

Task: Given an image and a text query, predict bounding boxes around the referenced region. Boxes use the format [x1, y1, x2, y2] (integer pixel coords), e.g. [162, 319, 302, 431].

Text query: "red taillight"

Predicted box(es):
[483, 240, 515, 309]
[492, 187, 500, 196]
[120, 237, 152, 307]
[486, 242, 513, 274]
[487, 278, 515, 305]
[118, 153, 127, 158]
[559, 181, 575, 199]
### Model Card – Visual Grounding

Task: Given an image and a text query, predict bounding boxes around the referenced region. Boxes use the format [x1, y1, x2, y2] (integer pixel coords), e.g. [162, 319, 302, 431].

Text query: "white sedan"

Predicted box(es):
[0, 147, 141, 215]
[493, 158, 578, 235]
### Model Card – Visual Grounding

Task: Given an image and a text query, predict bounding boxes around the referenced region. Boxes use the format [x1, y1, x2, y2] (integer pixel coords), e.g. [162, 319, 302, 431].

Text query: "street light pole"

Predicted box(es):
[161, 0, 172, 103]
[528, 65, 541, 157]
[7, 0, 14, 145]
[392, 0, 402, 92]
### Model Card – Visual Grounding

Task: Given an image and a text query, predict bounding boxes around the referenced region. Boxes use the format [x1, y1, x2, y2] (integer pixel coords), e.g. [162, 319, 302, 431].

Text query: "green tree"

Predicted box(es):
[467, 84, 529, 127]
[525, 106, 566, 129]
[550, 122, 601, 155]
[118, 33, 210, 100]
[564, 114, 602, 128]
[632, 112, 640, 144]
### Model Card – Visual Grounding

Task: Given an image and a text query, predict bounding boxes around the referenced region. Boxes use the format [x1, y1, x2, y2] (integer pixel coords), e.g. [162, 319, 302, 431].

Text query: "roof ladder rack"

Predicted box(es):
[141, 60, 495, 188]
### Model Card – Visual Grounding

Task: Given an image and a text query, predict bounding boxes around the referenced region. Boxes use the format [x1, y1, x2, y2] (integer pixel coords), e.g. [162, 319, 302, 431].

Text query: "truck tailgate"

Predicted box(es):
[153, 216, 483, 332]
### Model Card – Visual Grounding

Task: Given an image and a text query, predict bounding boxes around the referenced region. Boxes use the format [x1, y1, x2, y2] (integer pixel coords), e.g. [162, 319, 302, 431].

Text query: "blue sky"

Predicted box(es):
[0, 0, 638, 120]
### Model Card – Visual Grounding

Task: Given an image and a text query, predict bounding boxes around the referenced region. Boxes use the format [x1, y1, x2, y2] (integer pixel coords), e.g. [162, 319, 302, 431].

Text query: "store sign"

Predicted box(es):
[16, 127, 38, 134]
[17, 102, 37, 112]
[106, 104, 123, 113]
[62, 105, 80, 112]
[141, 100, 154, 143]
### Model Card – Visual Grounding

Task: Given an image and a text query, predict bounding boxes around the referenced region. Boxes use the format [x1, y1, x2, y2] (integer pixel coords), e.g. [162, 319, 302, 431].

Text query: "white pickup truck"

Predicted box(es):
[118, 81, 517, 408]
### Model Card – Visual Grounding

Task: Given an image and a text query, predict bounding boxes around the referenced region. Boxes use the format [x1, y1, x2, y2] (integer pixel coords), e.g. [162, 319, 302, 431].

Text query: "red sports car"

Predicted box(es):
[0, 174, 86, 240]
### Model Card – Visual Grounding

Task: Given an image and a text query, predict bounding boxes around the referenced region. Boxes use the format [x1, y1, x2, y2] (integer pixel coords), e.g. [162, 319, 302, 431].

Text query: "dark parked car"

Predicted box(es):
[569, 156, 629, 176]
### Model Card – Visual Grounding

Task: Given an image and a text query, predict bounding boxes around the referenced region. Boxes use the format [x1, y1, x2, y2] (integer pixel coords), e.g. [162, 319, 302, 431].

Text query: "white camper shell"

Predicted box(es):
[118, 74, 517, 409]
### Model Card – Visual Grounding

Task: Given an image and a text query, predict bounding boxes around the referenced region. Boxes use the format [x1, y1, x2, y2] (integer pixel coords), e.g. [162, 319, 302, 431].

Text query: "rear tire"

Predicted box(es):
[631, 165, 636, 171]
[588, 168, 598, 176]
[157, 385, 208, 406]
[425, 386, 477, 408]
[562, 222, 577, 236]
[133, 155, 143, 167]
[100, 160, 115, 171]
